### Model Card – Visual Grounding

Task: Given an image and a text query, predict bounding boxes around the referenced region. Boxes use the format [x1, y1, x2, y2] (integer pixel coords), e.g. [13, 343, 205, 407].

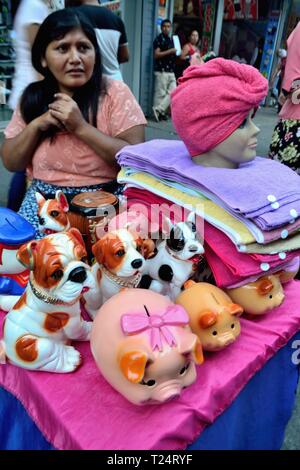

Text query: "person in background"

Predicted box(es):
[152, 19, 177, 122]
[0, 9, 146, 237]
[180, 29, 201, 72]
[269, 23, 300, 174]
[183, 0, 200, 16]
[7, 0, 53, 212]
[270, 48, 287, 113]
[65, 0, 129, 81]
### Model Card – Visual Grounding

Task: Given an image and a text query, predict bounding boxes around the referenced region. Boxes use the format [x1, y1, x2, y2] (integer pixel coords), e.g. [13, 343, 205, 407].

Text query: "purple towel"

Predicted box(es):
[116, 140, 300, 230]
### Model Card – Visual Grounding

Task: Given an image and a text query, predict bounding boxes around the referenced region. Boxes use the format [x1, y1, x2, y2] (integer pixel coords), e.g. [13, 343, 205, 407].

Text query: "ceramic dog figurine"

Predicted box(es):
[36, 190, 70, 235]
[91, 288, 204, 405]
[143, 212, 204, 301]
[176, 280, 243, 351]
[0, 229, 96, 373]
[84, 228, 155, 319]
[0, 208, 35, 312]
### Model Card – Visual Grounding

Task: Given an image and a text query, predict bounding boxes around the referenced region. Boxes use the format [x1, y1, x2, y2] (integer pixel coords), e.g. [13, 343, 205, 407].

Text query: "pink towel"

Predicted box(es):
[204, 244, 295, 288]
[171, 58, 268, 156]
[0, 280, 300, 450]
[204, 222, 300, 277]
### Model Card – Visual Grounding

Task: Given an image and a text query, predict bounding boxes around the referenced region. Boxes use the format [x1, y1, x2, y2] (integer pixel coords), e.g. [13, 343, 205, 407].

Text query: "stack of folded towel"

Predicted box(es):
[117, 139, 300, 288]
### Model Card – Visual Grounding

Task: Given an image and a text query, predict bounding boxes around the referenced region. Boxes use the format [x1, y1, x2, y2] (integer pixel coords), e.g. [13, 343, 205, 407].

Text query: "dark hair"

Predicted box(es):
[161, 19, 171, 27]
[188, 29, 199, 39]
[20, 8, 105, 138]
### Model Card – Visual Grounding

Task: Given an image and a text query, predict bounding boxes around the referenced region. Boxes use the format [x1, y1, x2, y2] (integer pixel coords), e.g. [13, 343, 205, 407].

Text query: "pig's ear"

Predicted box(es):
[119, 350, 148, 383]
[178, 331, 204, 365]
[193, 338, 204, 365]
[183, 279, 196, 290]
[257, 277, 274, 296]
[199, 310, 217, 329]
[228, 303, 244, 316]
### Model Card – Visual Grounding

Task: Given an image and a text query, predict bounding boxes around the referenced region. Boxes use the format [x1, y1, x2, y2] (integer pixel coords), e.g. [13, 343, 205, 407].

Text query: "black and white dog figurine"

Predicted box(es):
[143, 212, 204, 301]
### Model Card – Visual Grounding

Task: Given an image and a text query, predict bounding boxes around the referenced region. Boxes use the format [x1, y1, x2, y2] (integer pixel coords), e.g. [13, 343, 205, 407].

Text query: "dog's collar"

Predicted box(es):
[29, 279, 77, 306]
[165, 244, 202, 264]
[101, 265, 142, 288]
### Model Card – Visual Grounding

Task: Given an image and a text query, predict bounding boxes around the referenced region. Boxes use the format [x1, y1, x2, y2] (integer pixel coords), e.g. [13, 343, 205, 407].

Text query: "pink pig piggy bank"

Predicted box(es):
[226, 274, 285, 315]
[176, 281, 243, 351]
[90, 288, 204, 405]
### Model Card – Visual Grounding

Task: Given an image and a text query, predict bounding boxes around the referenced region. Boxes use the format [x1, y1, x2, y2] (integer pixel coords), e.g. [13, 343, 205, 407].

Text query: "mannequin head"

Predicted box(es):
[171, 58, 268, 168]
[193, 108, 260, 168]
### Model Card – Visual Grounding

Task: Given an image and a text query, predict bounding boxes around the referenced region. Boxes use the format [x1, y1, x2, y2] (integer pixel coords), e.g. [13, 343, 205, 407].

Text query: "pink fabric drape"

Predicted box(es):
[0, 280, 300, 450]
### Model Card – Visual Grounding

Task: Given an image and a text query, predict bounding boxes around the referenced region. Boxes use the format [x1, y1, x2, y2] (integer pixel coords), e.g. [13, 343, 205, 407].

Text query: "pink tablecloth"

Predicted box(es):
[0, 280, 300, 450]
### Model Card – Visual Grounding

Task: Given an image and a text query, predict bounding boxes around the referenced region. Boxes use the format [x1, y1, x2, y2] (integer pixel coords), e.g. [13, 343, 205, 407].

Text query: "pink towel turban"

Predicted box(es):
[171, 58, 268, 157]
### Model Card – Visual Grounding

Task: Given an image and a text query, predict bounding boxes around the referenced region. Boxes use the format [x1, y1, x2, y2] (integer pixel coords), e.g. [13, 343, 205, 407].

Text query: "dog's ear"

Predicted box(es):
[142, 239, 156, 259]
[55, 190, 69, 213]
[92, 237, 108, 265]
[35, 192, 46, 210]
[187, 211, 196, 225]
[68, 228, 85, 248]
[162, 216, 173, 239]
[17, 241, 39, 270]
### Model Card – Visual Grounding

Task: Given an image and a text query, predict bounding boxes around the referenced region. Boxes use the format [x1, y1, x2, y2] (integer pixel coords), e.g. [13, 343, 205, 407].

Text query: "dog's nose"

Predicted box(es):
[189, 245, 200, 252]
[131, 259, 143, 269]
[38, 216, 45, 226]
[68, 267, 87, 283]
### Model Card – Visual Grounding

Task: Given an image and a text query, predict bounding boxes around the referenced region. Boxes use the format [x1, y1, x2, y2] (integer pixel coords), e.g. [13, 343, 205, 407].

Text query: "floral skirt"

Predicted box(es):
[269, 119, 300, 173]
[18, 178, 124, 239]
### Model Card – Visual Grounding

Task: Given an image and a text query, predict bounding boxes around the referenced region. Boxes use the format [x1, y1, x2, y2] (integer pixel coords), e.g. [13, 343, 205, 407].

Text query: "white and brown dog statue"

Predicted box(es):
[36, 190, 70, 235]
[84, 228, 155, 319]
[0, 229, 96, 373]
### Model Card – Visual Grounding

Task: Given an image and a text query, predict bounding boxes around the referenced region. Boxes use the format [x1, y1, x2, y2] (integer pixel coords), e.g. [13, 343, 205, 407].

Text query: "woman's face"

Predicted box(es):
[41, 27, 96, 94]
[189, 31, 199, 45]
[212, 109, 260, 165]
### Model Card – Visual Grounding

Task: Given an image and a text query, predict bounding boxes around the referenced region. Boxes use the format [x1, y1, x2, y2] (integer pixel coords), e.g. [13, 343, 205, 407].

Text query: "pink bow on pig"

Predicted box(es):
[121, 305, 189, 351]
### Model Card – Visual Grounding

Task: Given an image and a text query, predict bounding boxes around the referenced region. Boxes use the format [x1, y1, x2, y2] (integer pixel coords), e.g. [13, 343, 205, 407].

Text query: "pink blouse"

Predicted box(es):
[4, 79, 147, 186]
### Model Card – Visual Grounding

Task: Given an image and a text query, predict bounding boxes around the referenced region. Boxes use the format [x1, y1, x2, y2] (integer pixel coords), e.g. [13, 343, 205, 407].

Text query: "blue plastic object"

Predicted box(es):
[0, 208, 35, 245]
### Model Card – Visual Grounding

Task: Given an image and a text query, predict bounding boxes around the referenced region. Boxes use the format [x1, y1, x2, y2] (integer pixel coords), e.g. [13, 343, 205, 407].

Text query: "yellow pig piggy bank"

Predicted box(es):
[176, 281, 243, 351]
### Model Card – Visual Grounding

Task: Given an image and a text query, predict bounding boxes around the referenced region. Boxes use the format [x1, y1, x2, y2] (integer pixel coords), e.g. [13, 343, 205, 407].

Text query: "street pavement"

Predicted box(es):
[0, 105, 299, 449]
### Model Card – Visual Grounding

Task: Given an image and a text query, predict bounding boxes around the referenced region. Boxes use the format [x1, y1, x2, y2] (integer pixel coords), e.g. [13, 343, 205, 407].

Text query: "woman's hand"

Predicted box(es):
[33, 110, 65, 132]
[190, 53, 203, 66]
[278, 91, 287, 106]
[48, 93, 86, 134]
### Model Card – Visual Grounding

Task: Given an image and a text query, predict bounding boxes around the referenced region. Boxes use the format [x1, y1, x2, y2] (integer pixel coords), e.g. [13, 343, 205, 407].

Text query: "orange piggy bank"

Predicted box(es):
[226, 274, 285, 316]
[176, 281, 243, 351]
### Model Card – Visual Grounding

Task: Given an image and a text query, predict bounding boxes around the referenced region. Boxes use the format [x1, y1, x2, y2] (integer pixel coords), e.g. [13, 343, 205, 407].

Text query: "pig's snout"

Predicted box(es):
[218, 333, 236, 347]
[153, 380, 182, 403]
[277, 293, 285, 304]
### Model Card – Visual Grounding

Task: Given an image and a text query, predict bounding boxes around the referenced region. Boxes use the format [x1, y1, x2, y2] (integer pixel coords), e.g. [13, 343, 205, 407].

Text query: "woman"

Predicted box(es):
[7, 0, 52, 212]
[179, 30, 201, 64]
[269, 22, 300, 174]
[176, 30, 203, 79]
[1, 8, 146, 236]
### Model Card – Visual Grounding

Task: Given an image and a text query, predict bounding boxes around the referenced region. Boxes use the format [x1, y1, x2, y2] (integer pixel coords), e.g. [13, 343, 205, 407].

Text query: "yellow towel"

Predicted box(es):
[118, 168, 255, 245]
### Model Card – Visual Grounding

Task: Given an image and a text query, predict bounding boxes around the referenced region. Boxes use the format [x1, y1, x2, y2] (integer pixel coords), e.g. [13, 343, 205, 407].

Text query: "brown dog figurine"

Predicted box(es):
[0, 229, 96, 372]
[83, 228, 155, 319]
